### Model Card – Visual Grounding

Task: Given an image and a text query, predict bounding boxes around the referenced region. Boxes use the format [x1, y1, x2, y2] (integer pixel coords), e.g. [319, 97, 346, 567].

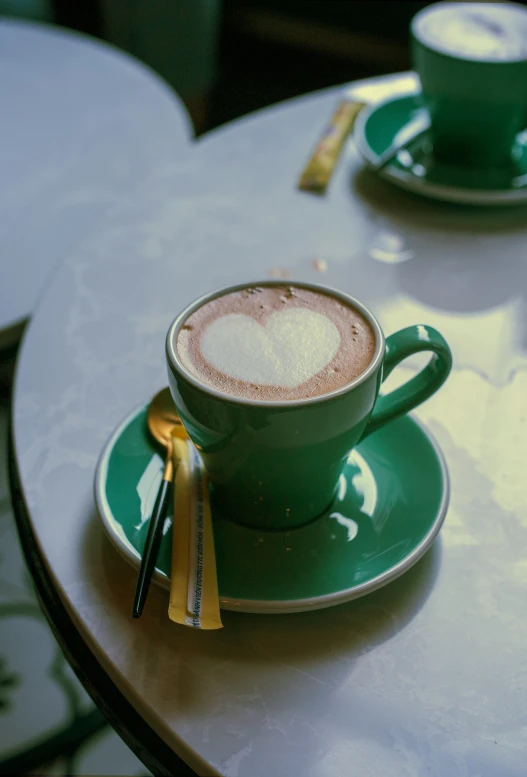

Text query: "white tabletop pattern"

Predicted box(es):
[12, 74, 527, 776]
[0, 19, 191, 349]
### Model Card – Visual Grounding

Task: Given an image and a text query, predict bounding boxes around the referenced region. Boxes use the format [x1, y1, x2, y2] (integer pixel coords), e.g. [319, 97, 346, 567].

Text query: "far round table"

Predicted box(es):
[10, 72, 527, 776]
[0, 19, 191, 350]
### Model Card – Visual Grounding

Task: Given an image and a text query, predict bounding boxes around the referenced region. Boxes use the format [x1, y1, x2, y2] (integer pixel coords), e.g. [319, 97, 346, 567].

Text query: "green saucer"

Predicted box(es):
[95, 402, 449, 614]
[354, 93, 527, 206]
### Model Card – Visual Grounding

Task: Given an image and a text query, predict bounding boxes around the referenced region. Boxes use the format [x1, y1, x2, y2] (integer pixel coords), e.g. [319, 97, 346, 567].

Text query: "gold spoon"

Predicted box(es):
[132, 388, 186, 618]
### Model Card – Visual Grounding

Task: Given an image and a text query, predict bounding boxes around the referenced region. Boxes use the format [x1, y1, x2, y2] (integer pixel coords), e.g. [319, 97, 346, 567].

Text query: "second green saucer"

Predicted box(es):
[354, 93, 527, 206]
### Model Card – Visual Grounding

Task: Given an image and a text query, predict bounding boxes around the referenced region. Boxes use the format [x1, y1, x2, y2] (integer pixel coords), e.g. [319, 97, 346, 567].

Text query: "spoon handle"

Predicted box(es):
[132, 458, 173, 619]
[372, 110, 431, 171]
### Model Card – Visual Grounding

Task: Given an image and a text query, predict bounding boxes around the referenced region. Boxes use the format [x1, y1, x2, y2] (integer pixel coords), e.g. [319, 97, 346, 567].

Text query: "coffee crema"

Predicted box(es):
[176, 285, 376, 401]
[415, 2, 527, 62]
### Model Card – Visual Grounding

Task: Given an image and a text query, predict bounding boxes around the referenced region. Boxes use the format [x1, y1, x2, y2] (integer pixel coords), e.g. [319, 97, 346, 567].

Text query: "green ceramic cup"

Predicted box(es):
[411, 2, 527, 168]
[166, 281, 452, 530]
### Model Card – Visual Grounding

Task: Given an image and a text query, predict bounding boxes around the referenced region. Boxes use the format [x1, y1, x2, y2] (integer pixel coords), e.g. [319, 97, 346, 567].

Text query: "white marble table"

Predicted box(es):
[0, 18, 191, 350]
[11, 73, 527, 776]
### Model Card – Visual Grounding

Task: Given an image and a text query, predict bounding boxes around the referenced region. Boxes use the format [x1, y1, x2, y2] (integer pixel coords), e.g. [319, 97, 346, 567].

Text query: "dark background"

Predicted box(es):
[6, 1, 527, 134]
[55, 0, 428, 132]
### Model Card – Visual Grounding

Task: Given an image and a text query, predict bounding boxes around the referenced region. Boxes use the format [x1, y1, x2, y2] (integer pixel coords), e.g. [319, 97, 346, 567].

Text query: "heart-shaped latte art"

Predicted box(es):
[200, 308, 341, 388]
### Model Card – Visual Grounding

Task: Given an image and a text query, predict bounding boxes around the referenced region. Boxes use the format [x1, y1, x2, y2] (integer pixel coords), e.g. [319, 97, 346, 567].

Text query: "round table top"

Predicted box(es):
[12, 72, 527, 776]
[0, 18, 191, 349]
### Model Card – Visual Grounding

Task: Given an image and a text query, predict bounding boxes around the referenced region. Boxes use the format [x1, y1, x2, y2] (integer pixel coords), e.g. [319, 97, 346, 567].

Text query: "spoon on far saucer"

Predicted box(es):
[132, 387, 186, 619]
[371, 110, 431, 171]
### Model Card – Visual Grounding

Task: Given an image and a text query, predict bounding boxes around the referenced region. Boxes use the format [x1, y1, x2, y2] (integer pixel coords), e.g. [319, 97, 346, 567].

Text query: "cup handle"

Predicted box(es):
[360, 325, 452, 440]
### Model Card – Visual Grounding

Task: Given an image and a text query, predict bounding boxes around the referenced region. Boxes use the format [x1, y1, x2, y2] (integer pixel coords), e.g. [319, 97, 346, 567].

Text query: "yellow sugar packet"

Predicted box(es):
[168, 436, 223, 629]
[298, 98, 365, 195]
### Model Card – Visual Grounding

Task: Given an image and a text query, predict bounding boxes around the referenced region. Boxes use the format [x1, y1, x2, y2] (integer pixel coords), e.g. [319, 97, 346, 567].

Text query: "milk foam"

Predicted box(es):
[200, 308, 341, 388]
[176, 285, 376, 401]
[416, 3, 527, 61]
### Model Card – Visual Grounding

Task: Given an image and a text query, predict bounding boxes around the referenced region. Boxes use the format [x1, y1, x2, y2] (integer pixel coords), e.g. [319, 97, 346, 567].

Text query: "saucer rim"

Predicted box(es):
[354, 92, 527, 206]
[94, 400, 450, 615]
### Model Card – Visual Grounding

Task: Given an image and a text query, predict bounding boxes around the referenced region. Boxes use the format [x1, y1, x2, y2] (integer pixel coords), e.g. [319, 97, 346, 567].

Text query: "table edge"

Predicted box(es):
[7, 416, 199, 777]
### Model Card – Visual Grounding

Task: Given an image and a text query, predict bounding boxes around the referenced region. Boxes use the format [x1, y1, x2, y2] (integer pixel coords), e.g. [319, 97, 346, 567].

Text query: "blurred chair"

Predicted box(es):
[100, 0, 222, 133]
[0, 0, 52, 20]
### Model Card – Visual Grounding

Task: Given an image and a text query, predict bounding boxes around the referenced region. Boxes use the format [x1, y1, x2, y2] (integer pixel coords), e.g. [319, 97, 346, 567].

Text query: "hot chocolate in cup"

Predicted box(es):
[411, 2, 527, 168]
[175, 284, 376, 402]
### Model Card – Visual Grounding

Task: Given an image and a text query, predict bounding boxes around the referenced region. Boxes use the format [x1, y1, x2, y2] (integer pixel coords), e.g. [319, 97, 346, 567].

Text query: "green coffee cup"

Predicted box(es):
[166, 281, 452, 530]
[411, 2, 527, 168]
